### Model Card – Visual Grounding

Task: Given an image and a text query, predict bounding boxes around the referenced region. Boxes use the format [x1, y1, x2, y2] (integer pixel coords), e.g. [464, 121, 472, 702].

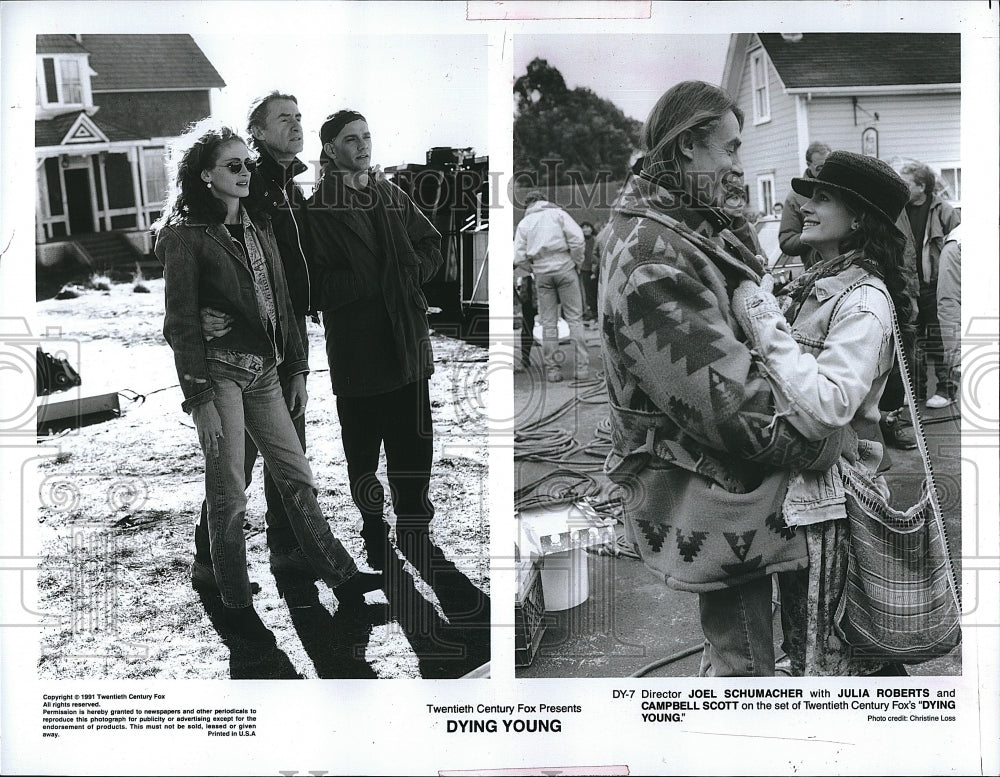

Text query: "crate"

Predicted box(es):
[514, 560, 546, 668]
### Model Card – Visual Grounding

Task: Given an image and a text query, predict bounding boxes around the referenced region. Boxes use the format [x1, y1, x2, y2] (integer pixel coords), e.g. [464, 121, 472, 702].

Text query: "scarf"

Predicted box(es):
[778, 250, 883, 324]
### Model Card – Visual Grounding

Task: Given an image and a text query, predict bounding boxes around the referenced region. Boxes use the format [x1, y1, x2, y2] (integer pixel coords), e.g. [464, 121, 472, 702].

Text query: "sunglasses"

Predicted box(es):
[215, 158, 257, 174]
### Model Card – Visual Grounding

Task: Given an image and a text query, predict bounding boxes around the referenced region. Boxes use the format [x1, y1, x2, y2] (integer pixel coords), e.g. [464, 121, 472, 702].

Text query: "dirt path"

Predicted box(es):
[36, 279, 489, 679]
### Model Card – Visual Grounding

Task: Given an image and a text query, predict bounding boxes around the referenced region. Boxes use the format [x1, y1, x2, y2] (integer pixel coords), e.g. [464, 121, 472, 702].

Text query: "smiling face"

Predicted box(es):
[799, 184, 856, 258]
[201, 139, 253, 205]
[252, 98, 303, 162]
[681, 111, 744, 209]
[324, 119, 372, 175]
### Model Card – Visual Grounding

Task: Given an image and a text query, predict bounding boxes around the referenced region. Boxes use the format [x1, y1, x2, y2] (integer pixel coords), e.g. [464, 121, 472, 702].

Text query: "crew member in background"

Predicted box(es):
[578, 221, 599, 324]
[935, 224, 961, 402]
[899, 161, 961, 409]
[513, 191, 588, 383]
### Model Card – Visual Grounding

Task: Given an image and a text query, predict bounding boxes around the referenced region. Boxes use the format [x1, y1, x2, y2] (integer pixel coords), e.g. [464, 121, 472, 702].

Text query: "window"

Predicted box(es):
[750, 50, 771, 124]
[939, 166, 961, 203]
[59, 59, 82, 104]
[757, 174, 775, 216]
[37, 55, 86, 107]
[142, 148, 168, 205]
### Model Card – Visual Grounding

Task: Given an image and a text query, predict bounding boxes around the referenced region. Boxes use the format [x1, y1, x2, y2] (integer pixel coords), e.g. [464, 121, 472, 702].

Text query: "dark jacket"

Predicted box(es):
[156, 212, 309, 412]
[307, 172, 443, 397]
[248, 143, 312, 316]
[778, 168, 821, 267]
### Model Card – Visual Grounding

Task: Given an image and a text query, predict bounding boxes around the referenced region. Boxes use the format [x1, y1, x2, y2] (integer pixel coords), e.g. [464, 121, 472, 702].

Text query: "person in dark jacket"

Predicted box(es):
[194, 92, 322, 588]
[898, 161, 961, 408]
[778, 141, 830, 270]
[578, 221, 598, 322]
[154, 121, 380, 644]
[307, 110, 444, 568]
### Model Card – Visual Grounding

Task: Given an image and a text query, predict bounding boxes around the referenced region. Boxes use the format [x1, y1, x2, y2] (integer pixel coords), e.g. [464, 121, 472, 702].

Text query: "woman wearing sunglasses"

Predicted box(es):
[154, 120, 380, 645]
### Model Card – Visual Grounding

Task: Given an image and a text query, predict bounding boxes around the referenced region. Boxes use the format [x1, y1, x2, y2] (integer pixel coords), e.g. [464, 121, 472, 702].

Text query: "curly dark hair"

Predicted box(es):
[838, 199, 912, 323]
[153, 119, 255, 229]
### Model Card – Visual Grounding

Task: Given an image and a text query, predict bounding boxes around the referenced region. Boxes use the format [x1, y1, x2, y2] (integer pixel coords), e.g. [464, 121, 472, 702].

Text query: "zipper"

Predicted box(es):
[278, 177, 314, 321]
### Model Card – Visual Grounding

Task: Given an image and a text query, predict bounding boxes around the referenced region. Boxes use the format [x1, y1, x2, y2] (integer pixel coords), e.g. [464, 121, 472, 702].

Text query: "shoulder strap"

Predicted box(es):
[872, 283, 962, 609]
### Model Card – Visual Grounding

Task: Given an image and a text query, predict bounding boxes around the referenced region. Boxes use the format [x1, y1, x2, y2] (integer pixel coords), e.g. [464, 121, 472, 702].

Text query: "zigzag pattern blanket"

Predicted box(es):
[599, 176, 846, 590]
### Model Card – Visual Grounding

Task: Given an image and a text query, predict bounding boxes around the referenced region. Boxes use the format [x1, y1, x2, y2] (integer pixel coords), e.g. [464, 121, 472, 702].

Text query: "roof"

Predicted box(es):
[81, 34, 225, 91]
[757, 33, 960, 89]
[36, 111, 146, 147]
[36, 34, 89, 54]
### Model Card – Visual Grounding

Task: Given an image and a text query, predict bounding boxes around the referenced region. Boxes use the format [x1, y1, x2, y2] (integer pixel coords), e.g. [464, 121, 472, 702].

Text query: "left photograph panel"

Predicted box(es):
[33, 33, 490, 679]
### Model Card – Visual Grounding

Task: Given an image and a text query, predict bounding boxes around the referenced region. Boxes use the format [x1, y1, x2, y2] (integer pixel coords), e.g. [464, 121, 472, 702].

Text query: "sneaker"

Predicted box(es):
[269, 547, 320, 581]
[191, 560, 260, 596]
[546, 367, 563, 383]
[925, 394, 955, 409]
[219, 605, 276, 645]
[880, 410, 917, 450]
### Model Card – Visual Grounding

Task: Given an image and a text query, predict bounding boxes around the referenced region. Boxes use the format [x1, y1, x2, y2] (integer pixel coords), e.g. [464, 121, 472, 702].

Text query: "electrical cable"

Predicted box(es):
[629, 643, 705, 677]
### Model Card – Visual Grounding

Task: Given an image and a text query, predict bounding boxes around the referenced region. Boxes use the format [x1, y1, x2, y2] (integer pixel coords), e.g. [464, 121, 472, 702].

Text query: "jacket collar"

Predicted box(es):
[810, 260, 877, 303]
[252, 141, 308, 184]
[616, 175, 764, 281]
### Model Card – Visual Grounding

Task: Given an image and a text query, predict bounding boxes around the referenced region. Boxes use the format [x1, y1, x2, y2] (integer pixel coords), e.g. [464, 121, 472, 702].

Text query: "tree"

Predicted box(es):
[513, 58, 642, 186]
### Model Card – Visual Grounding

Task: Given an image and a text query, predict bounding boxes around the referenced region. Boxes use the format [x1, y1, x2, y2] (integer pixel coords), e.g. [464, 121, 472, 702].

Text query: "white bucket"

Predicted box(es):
[540, 548, 589, 611]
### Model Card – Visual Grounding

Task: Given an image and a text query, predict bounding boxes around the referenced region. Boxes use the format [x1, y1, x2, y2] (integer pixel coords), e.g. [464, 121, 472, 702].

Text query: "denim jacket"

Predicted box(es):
[738, 263, 895, 524]
[156, 212, 309, 413]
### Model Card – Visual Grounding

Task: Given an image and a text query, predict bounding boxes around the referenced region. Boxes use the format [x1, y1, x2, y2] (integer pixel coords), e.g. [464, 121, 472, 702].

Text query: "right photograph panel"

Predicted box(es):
[512, 33, 962, 679]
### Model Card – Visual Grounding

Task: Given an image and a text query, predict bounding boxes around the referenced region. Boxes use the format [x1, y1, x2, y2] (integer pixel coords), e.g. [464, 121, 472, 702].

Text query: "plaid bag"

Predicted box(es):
[834, 288, 961, 663]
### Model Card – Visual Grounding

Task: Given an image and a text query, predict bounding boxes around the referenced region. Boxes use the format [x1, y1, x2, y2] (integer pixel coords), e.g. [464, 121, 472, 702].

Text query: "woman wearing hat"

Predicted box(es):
[731, 150, 913, 675]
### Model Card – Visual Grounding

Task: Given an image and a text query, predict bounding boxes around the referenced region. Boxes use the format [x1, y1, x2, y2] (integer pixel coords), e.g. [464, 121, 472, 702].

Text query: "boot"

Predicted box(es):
[220, 605, 276, 646]
[332, 571, 384, 608]
[360, 516, 390, 571]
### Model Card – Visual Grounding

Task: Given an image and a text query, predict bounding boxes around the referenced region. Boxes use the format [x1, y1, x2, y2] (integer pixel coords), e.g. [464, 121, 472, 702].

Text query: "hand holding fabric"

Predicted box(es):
[731, 273, 778, 340]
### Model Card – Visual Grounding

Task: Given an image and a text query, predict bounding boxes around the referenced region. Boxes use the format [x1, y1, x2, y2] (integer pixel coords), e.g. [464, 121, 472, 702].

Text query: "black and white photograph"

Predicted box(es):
[1, 2, 997, 776]
[513, 32, 964, 679]
[30, 30, 490, 680]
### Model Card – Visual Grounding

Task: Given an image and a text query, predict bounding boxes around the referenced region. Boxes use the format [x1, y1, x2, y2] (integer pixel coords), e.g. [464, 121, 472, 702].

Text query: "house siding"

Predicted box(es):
[805, 92, 960, 168]
[736, 43, 801, 212]
[92, 90, 213, 139]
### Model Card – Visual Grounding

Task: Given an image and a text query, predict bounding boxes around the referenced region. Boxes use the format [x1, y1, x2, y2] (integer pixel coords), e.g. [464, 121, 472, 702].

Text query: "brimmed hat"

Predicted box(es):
[791, 150, 909, 230]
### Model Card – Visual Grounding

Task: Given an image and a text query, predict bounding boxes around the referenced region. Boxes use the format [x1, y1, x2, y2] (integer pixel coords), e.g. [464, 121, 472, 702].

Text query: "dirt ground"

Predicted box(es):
[35, 278, 490, 680]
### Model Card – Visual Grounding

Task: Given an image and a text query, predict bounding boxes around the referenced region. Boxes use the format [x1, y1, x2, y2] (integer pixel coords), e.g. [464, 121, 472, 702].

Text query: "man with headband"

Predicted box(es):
[307, 110, 443, 570]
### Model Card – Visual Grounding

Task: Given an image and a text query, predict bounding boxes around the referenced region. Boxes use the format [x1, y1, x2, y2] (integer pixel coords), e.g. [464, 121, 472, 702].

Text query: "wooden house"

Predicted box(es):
[721, 33, 960, 215]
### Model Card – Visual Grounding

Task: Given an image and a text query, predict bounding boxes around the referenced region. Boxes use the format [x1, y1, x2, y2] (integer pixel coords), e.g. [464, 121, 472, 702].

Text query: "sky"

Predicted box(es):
[512, 34, 730, 123]
[192, 33, 488, 175]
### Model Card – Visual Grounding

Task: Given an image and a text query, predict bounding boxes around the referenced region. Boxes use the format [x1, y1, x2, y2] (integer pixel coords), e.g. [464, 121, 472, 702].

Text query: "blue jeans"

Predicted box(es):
[534, 266, 589, 372]
[697, 575, 776, 676]
[203, 349, 358, 608]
